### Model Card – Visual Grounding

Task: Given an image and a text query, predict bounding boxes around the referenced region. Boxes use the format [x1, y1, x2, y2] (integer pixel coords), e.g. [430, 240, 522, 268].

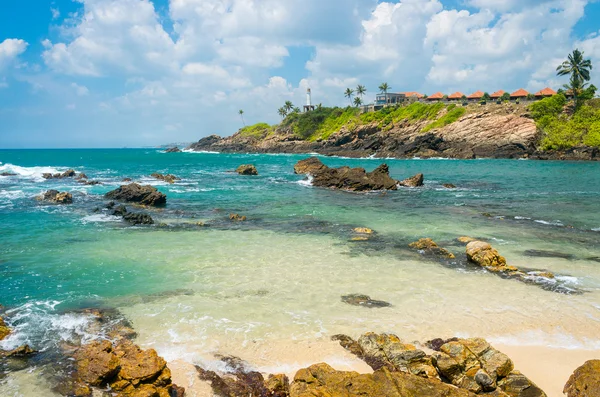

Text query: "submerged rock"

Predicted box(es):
[111, 205, 154, 225]
[151, 172, 180, 184]
[165, 147, 181, 153]
[564, 360, 600, 397]
[105, 183, 167, 206]
[443, 183, 457, 189]
[42, 169, 77, 179]
[457, 236, 478, 244]
[399, 173, 424, 187]
[341, 294, 392, 308]
[353, 227, 374, 234]
[236, 164, 258, 175]
[523, 249, 575, 260]
[0, 172, 17, 176]
[229, 213, 247, 221]
[409, 238, 455, 259]
[38, 190, 73, 204]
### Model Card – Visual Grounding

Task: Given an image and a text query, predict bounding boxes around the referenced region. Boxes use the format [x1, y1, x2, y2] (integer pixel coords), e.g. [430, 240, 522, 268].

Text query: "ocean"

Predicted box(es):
[1, 149, 600, 395]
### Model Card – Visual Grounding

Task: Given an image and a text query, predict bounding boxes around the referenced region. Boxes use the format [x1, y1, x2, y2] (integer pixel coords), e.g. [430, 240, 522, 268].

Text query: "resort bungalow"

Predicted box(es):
[447, 92, 465, 102]
[534, 87, 557, 98]
[402, 92, 425, 100]
[510, 88, 530, 100]
[467, 90, 485, 102]
[427, 92, 444, 102]
[375, 92, 406, 107]
[490, 90, 506, 101]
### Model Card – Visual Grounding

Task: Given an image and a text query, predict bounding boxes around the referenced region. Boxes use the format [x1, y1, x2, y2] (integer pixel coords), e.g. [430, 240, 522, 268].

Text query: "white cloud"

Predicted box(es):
[0, 39, 28, 69]
[71, 82, 89, 96]
[51, 7, 60, 19]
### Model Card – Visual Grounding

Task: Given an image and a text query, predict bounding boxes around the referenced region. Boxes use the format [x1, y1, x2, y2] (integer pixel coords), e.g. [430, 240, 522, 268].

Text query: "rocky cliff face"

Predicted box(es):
[187, 107, 598, 160]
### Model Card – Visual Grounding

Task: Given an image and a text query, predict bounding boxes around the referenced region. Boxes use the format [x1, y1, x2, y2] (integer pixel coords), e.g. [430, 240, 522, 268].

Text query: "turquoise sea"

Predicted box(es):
[1, 149, 600, 395]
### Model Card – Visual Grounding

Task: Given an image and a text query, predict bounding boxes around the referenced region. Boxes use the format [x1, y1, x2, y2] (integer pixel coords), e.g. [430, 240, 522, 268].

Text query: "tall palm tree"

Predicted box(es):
[238, 109, 245, 127]
[356, 85, 367, 100]
[353, 97, 363, 107]
[278, 107, 287, 119]
[378, 83, 390, 106]
[344, 88, 354, 106]
[284, 101, 294, 113]
[557, 49, 593, 105]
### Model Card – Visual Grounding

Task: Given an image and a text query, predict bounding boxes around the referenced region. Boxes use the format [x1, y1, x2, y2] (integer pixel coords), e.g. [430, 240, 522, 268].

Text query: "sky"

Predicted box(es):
[1, 0, 600, 148]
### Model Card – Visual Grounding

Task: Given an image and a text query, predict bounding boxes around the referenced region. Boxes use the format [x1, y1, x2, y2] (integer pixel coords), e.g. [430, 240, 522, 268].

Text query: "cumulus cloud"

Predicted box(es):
[0, 38, 28, 69]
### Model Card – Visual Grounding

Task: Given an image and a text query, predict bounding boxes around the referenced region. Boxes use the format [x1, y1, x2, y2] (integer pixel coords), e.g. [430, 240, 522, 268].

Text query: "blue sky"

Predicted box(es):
[1, 0, 599, 148]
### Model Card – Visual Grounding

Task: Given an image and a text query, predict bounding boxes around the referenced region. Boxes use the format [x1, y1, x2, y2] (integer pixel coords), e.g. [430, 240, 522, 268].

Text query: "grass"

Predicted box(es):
[237, 122, 275, 138]
[422, 107, 466, 132]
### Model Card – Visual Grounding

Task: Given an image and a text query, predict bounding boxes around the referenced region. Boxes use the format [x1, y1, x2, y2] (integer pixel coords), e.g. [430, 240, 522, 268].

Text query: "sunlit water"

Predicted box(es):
[1, 149, 600, 395]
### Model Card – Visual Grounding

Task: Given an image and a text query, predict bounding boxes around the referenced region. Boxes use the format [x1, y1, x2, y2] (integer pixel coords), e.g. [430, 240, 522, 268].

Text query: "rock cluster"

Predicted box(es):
[236, 164, 259, 175]
[466, 241, 514, 272]
[294, 157, 398, 192]
[105, 183, 167, 206]
[564, 360, 600, 397]
[151, 173, 181, 184]
[42, 169, 77, 179]
[110, 203, 154, 225]
[37, 189, 73, 204]
[73, 340, 184, 397]
[409, 238, 455, 259]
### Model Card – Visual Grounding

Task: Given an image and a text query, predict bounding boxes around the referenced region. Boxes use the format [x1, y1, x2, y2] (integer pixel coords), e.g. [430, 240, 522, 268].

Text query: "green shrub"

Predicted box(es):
[238, 122, 274, 138]
[422, 107, 466, 132]
[538, 103, 600, 150]
[529, 94, 567, 121]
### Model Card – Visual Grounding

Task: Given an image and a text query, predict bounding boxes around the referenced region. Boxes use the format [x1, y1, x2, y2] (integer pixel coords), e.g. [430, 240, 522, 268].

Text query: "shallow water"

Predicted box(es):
[1, 149, 600, 395]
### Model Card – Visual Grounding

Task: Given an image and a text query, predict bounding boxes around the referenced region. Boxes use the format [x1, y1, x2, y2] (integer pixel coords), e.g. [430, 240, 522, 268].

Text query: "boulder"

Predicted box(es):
[457, 236, 478, 244]
[353, 227, 373, 234]
[466, 241, 516, 272]
[290, 363, 477, 397]
[341, 294, 392, 308]
[105, 183, 167, 206]
[75, 340, 121, 386]
[76, 173, 88, 180]
[409, 238, 455, 259]
[38, 190, 73, 204]
[42, 169, 77, 179]
[236, 164, 258, 175]
[229, 213, 247, 221]
[399, 173, 424, 187]
[1, 345, 37, 358]
[150, 173, 180, 184]
[111, 205, 154, 225]
[165, 147, 181, 153]
[443, 183, 457, 189]
[564, 360, 600, 397]
[498, 371, 547, 397]
[294, 157, 327, 175]
[0, 316, 10, 340]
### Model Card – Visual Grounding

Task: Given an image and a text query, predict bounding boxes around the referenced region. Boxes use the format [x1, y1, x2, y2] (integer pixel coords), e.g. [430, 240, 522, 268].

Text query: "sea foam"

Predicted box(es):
[0, 163, 63, 182]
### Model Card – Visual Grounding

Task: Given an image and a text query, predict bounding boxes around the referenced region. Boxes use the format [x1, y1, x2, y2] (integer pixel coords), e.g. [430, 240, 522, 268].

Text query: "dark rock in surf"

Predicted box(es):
[341, 294, 391, 308]
[43, 169, 77, 179]
[229, 213, 247, 221]
[38, 190, 73, 204]
[1, 345, 37, 358]
[443, 183, 457, 189]
[0, 316, 10, 340]
[0, 172, 17, 176]
[165, 147, 181, 153]
[111, 205, 154, 225]
[105, 183, 166, 206]
[236, 164, 258, 176]
[399, 173, 424, 187]
[151, 173, 180, 184]
[294, 157, 328, 175]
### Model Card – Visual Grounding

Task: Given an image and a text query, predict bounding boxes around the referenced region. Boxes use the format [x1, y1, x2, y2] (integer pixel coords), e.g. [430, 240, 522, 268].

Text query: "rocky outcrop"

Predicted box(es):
[466, 241, 515, 272]
[229, 213, 247, 221]
[341, 294, 392, 308]
[105, 183, 167, 206]
[236, 164, 258, 175]
[151, 173, 180, 184]
[564, 360, 600, 397]
[0, 316, 10, 340]
[530, 146, 599, 161]
[399, 173, 424, 187]
[409, 238, 455, 259]
[444, 183, 457, 189]
[43, 169, 77, 179]
[73, 340, 183, 397]
[294, 158, 398, 191]
[165, 147, 181, 153]
[37, 190, 73, 204]
[112, 205, 154, 225]
[1, 345, 37, 358]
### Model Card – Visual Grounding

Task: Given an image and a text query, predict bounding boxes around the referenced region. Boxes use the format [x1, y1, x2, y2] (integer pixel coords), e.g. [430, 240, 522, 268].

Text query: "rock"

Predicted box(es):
[528, 271, 555, 279]
[341, 294, 392, 308]
[425, 337, 459, 351]
[150, 173, 180, 184]
[564, 360, 600, 397]
[466, 241, 515, 272]
[165, 147, 181, 153]
[443, 183, 457, 189]
[122, 178, 132, 182]
[290, 363, 477, 397]
[113, 341, 166, 383]
[432, 338, 515, 394]
[43, 169, 77, 179]
[229, 213, 247, 221]
[399, 173, 424, 187]
[499, 371, 547, 397]
[457, 236, 478, 244]
[75, 340, 121, 386]
[112, 204, 128, 217]
[265, 374, 290, 397]
[105, 183, 167, 207]
[1, 345, 37, 358]
[123, 212, 154, 225]
[294, 157, 327, 175]
[0, 172, 17, 176]
[236, 164, 258, 175]
[409, 238, 455, 259]
[353, 227, 374, 234]
[38, 190, 73, 204]
[0, 316, 10, 340]
[76, 173, 88, 180]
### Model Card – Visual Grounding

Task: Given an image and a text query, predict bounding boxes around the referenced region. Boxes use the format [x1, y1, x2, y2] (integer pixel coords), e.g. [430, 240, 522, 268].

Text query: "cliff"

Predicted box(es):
[187, 103, 599, 160]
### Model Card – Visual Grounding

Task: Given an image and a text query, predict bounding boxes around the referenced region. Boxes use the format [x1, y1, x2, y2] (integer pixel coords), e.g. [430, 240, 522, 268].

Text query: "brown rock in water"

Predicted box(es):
[75, 340, 121, 386]
[76, 173, 88, 180]
[564, 360, 600, 397]
[466, 241, 515, 272]
[341, 294, 392, 308]
[113, 341, 166, 383]
[457, 236, 478, 244]
[290, 363, 476, 397]
[236, 164, 258, 175]
[409, 238, 455, 259]
[443, 183, 457, 189]
[151, 173, 180, 184]
[43, 169, 77, 179]
[0, 316, 10, 340]
[229, 213, 247, 221]
[105, 183, 167, 206]
[353, 227, 373, 234]
[38, 190, 73, 204]
[1, 345, 37, 358]
[294, 157, 327, 175]
[399, 173, 424, 187]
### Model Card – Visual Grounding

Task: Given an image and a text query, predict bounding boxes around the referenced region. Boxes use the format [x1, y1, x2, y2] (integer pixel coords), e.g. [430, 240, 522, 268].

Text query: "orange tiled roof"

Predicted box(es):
[402, 91, 424, 98]
[510, 88, 530, 97]
[427, 92, 444, 100]
[490, 90, 506, 98]
[467, 90, 485, 99]
[534, 87, 557, 96]
[448, 92, 465, 99]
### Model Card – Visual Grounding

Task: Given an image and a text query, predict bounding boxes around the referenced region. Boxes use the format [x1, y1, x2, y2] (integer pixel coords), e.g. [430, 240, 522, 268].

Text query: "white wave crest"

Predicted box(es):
[81, 214, 122, 224]
[296, 175, 314, 187]
[0, 163, 63, 182]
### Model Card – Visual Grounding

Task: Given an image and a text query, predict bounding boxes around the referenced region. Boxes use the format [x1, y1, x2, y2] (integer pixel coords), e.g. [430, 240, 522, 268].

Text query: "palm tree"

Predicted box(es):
[557, 49, 593, 106]
[356, 85, 367, 100]
[353, 97, 363, 107]
[284, 101, 294, 113]
[344, 88, 354, 106]
[378, 83, 390, 106]
[293, 107, 301, 113]
[278, 107, 287, 119]
[238, 109, 245, 127]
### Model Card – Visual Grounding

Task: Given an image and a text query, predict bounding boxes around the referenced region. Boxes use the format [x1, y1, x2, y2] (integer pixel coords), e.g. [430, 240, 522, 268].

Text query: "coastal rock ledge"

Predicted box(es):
[105, 183, 167, 206]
